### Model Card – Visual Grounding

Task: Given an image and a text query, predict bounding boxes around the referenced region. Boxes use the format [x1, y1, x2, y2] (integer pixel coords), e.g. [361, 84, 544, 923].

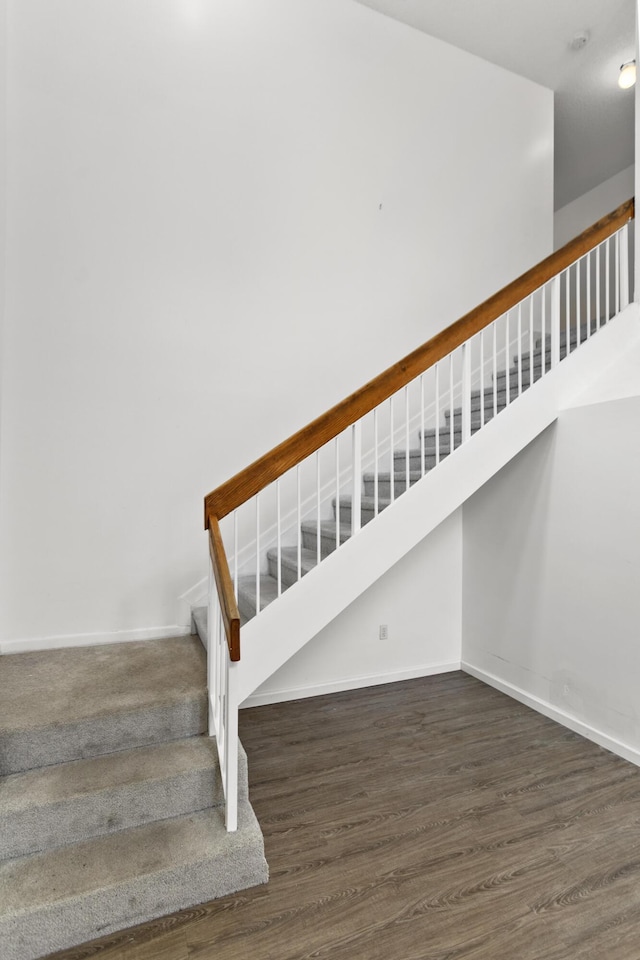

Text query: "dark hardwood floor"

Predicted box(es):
[47, 672, 640, 960]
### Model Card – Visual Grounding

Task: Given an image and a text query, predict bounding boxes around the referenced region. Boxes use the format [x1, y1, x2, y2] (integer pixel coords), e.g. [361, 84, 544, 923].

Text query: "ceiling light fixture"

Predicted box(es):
[618, 60, 636, 89]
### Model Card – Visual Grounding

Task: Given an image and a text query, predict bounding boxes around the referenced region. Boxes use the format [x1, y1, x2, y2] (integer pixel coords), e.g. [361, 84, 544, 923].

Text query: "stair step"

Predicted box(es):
[301, 520, 352, 557]
[362, 470, 425, 498]
[0, 737, 248, 861]
[236, 574, 281, 623]
[416, 427, 464, 453]
[0, 638, 207, 776]
[266, 545, 319, 588]
[0, 803, 268, 960]
[445, 405, 504, 427]
[494, 366, 545, 389]
[535, 319, 604, 349]
[515, 348, 567, 370]
[335, 494, 393, 526]
[393, 446, 456, 471]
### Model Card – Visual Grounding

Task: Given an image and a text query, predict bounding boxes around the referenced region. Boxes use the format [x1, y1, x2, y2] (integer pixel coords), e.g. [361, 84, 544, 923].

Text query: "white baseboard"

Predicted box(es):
[0, 624, 193, 656]
[462, 661, 640, 769]
[241, 660, 462, 708]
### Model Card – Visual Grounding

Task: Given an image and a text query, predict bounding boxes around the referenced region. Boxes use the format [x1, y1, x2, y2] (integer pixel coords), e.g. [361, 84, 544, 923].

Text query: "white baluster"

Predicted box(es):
[435, 362, 440, 466]
[405, 386, 410, 492]
[551, 274, 560, 368]
[541, 285, 546, 375]
[255, 494, 260, 617]
[316, 451, 321, 567]
[492, 320, 498, 411]
[565, 264, 571, 352]
[529, 297, 534, 387]
[605, 237, 610, 321]
[276, 479, 282, 597]
[479, 330, 485, 428]
[576, 257, 581, 346]
[373, 407, 379, 517]
[615, 231, 621, 315]
[389, 397, 395, 503]
[352, 421, 362, 536]
[596, 242, 601, 329]
[448, 353, 454, 455]
[461, 341, 471, 443]
[586, 250, 592, 337]
[419, 375, 425, 478]
[296, 464, 301, 580]
[335, 436, 340, 553]
[504, 310, 510, 406]
[517, 305, 522, 396]
[619, 224, 630, 310]
[233, 511, 238, 600]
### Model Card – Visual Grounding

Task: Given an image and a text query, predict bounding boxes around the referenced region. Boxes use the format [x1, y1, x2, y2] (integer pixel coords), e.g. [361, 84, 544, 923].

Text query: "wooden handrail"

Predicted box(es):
[209, 516, 241, 661]
[205, 197, 634, 525]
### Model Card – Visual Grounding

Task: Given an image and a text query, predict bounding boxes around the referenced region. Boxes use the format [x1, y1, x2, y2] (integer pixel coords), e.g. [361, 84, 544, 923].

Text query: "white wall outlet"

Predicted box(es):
[379, 624, 388, 641]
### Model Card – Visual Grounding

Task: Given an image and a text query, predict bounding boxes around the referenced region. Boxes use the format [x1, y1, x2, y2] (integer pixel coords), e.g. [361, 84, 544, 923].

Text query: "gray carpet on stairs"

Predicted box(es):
[0, 637, 208, 775]
[0, 637, 268, 960]
[1, 802, 266, 960]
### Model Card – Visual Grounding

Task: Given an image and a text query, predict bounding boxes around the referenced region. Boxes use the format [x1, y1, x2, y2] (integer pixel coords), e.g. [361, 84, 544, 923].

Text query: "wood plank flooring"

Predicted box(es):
[46, 672, 640, 960]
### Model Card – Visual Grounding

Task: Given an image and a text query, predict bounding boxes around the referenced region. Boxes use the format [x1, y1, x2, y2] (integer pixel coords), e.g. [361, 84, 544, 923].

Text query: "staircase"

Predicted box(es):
[197, 324, 591, 632]
[0, 636, 268, 960]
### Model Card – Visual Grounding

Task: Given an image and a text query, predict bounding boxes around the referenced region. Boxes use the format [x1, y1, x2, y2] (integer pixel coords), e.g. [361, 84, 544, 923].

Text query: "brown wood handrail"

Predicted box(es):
[209, 516, 241, 661]
[205, 197, 634, 525]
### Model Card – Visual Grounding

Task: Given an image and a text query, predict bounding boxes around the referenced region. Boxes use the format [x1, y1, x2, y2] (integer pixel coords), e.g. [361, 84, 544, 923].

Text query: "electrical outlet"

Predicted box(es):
[379, 624, 388, 641]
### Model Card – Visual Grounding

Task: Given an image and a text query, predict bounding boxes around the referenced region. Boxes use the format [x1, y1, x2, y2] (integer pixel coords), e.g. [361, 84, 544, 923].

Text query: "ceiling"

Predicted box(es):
[353, 0, 636, 210]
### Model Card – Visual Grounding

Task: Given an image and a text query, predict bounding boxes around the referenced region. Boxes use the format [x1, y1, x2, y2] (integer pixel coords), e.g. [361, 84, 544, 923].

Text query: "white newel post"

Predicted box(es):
[225, 666, 239, 832]
[207, 551, 239, 832]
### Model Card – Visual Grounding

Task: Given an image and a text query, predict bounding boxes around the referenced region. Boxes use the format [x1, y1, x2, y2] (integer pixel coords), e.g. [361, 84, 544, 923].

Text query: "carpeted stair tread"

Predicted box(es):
[300, 519, 352, 541]
[0, 803, 268, 960]
[236, 574, 281, 623]
[300, 520, 352, 558]
[535, 319, 604, 348]
[0, 737, 248, 861]
[266, 546, 322, 589]
[0, 637, 207, 776]
[362, 469, 425, 484]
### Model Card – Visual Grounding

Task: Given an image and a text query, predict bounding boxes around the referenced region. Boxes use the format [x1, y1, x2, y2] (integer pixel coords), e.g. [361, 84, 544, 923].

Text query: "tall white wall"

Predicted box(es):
[554, 165, 635, 250]
[0, 0, 6, 483]
[0, 0, 553, 651]
[462, 382, 640, 762]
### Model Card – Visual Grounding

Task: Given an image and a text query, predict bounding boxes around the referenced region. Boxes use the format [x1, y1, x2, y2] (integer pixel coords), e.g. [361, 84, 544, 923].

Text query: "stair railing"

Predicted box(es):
[205, 198, 634, 831]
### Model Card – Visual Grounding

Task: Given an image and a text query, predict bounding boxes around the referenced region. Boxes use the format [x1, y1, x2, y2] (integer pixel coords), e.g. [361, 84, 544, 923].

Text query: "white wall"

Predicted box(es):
[0, 0, 6, 484]
[462, 390, 640, 762]
[0, 0, 553, 651]
[554, 165, 634, 249]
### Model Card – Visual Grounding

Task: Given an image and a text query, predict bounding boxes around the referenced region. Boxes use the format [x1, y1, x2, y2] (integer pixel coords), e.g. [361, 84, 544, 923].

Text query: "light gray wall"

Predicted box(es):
[0, 0, 6, 488]
[554, 165, 635, 250]
[0, 0, 553, 650]
[462, 394, 640, 760]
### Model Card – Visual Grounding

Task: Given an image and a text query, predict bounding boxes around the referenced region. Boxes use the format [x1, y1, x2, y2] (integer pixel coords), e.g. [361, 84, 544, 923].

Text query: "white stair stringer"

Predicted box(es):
[236, 304, 640, 704]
